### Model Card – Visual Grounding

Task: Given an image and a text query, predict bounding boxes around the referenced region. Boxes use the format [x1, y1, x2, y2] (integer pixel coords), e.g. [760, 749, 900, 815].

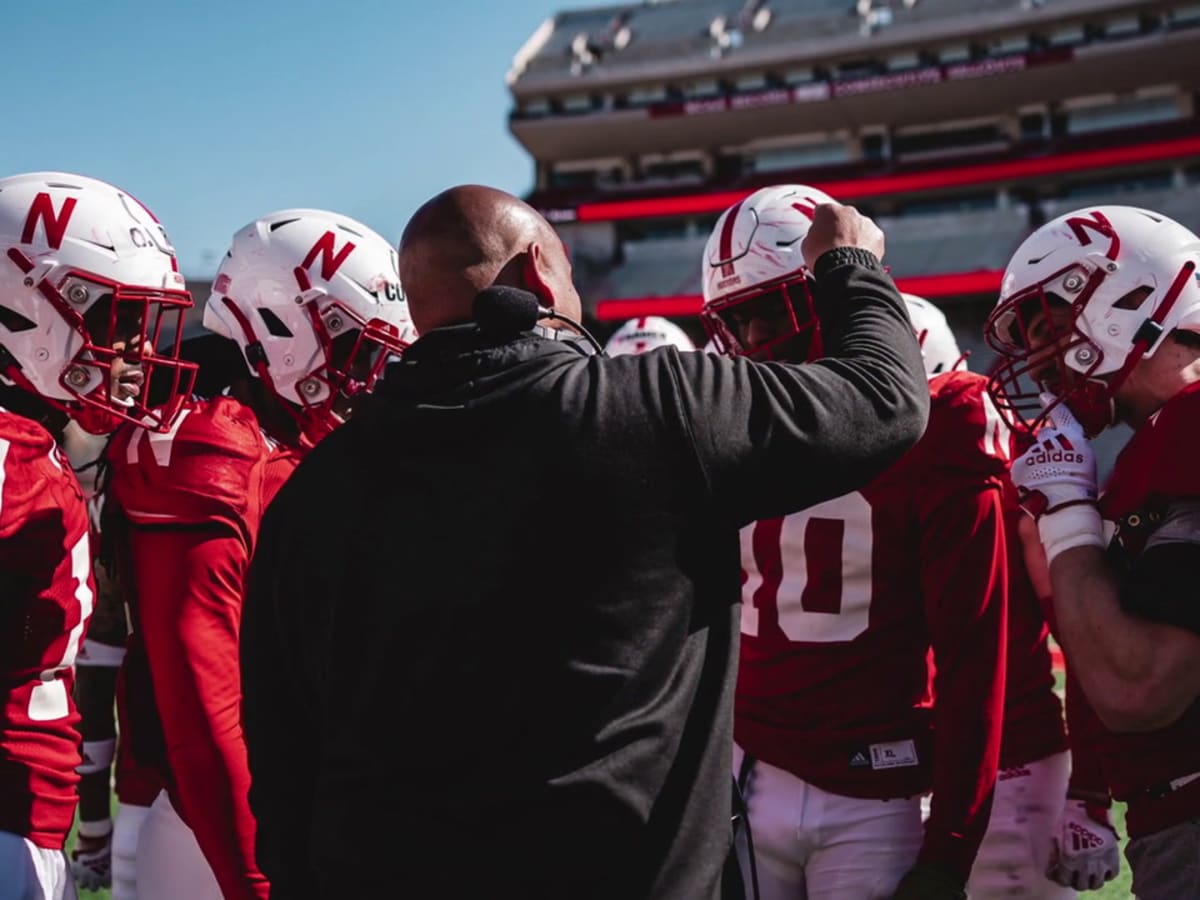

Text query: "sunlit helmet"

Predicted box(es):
[204, 209, 415, 440]
[0, 172, 197, 433]
[902, 293, 967, 378]
[604, 316, 695, 355]
[700, 184, 835, 360]
[984, 205, 1200, 437]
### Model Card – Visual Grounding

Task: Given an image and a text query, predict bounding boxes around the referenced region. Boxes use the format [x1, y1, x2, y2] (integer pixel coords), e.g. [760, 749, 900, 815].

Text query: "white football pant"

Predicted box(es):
[135, 792, 221, 900]
[734, 744, 923, 900]
[0, 831, 76, 900]
[968, 751, 1074, 899]
[112, 800, 150, 900]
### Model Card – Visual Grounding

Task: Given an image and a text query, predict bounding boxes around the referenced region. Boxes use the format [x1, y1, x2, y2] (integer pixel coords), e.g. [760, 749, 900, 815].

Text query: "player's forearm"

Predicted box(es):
[920, 494, 1007, 880]
[922, 679, 1004, 881]
[1050, 545, 1186, 730]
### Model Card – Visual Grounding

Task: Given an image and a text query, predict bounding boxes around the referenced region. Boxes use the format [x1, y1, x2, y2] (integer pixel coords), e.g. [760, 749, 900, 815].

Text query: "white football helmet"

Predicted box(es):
[985, 205, 1200, 436]
[701, 184, 836, 360]
[604, 316, 695, 356]
[902, 293, 966, 378]
[0, 172, 196, 433]
[205, 209, 415, 439]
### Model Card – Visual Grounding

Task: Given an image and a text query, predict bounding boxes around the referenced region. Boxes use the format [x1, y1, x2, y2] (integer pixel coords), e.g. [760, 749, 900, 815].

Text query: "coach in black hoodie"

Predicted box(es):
[240, 185, 929, 900]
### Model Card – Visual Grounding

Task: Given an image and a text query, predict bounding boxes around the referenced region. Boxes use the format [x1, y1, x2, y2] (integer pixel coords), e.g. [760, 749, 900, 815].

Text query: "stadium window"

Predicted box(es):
[1018, 111, 1048, 141]
[1064, 94, 1184, 135]
[886, 50, 921, 71]
[640, 158, 707, 183]
[939, 43, 971, 63]
[627, 85, 669, 106]
[892, 121, 1008, 160]
[749, 140, 853, 174]
[1103, 14, 1142, 38]
[861, 132, 889, 163]
[836, 59, 883, 81]
[987, 32, 1031, 55]
[1045, 23, 1087, 47]
[684, 79, 723, 99]
[561, 94, 595, 114]
[521, 98, 552, 117]
[548, 169, 598, 191]
[784, 66, 816, 85]
[1170, 4, 1200, 28]
[735, 72, 769, 92]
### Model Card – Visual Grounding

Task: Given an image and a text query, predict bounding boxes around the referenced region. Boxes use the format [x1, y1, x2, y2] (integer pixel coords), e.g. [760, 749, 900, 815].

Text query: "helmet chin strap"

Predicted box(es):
[218, 296, 333, 445]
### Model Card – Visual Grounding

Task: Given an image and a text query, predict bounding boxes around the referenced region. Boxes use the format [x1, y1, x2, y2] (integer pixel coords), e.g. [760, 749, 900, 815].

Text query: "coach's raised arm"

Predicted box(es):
[240, 186, 927, 900]
[679, 200, 930, 524]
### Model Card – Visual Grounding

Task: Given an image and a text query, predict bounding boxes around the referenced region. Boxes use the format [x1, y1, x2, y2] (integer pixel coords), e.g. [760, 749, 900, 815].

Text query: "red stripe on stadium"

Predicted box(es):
[595, 270, 1004, 320]
[574, 136, 1200, 222]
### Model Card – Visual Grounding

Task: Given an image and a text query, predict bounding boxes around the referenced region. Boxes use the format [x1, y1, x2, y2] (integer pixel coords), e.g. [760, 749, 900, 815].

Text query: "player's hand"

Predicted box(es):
[891, 863, 966, 899]
[1046, 799, 1120, 890]
[70, 829, 113, 891]
[802, 202, 885, 267]
[1009, 397, 1104, 564]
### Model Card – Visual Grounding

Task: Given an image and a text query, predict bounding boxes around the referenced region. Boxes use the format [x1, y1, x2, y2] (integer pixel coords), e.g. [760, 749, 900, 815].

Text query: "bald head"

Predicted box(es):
[399, 185, 581, 334]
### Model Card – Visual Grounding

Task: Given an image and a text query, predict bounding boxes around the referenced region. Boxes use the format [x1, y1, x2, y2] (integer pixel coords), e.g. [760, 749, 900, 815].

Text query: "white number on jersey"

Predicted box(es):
[741, 491, 873, 643]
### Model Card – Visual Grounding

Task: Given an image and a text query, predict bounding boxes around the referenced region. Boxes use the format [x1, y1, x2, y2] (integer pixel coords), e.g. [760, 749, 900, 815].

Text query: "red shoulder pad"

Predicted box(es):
[107, 396, 268, 534]
[1101, 380, 1200, 519]
[0, 411, 80, 541]
[903, 371, 1011, 480]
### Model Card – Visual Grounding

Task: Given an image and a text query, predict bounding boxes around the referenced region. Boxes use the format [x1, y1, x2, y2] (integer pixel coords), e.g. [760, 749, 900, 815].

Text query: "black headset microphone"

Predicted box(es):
[472, 286, 606, 356]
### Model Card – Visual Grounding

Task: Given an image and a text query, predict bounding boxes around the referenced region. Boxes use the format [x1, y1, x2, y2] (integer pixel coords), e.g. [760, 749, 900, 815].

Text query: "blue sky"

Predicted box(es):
[0, 0, 596, 277]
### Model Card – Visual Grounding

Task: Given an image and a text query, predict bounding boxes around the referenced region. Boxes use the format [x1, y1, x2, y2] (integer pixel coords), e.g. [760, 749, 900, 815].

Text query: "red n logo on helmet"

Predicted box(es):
[21, 193, 78, 250]
[1066, 211, 1120, 261]
[301, 231, 356, 281]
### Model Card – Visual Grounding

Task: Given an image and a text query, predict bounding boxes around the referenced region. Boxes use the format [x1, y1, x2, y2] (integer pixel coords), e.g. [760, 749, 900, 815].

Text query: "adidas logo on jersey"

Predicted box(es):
[849, 751, 871, 768]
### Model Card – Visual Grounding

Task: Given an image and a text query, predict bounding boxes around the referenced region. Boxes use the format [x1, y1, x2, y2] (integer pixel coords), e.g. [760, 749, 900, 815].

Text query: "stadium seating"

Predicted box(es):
[1041, 182, 1200, 235]
[877, 205, 1029, 279]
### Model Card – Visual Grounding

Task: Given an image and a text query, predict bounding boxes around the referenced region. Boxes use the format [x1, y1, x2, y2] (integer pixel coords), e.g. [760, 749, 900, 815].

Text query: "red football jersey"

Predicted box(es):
[1091, 380, 1200, 837]
[107, 396, 306, 900]
[996, 486, 1067, 770]
[0, 410, 94, 848]
[735, 370, 1008, 881]
[926, 490, 1065, 771]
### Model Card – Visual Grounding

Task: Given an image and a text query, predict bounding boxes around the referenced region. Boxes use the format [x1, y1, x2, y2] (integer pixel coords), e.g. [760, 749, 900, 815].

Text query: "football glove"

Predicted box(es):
[1046, 799, 1120, 890]
[70, 828, 113, 891]
[1009, 398, 1104, 565]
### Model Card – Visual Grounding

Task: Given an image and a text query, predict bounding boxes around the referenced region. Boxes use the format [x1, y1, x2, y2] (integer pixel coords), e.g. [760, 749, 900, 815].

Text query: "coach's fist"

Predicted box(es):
[802, 202, 886, 268]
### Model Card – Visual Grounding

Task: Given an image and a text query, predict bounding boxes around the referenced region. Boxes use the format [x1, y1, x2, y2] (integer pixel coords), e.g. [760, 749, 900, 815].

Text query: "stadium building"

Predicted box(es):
[505, 0, 1200, 377]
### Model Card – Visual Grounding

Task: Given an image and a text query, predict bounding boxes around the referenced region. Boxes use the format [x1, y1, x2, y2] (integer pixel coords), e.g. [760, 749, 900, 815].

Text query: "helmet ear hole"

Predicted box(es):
[258, 308, 293, 338]
[0, 305, 37, 333]
[1113, 285, 1153, 311]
